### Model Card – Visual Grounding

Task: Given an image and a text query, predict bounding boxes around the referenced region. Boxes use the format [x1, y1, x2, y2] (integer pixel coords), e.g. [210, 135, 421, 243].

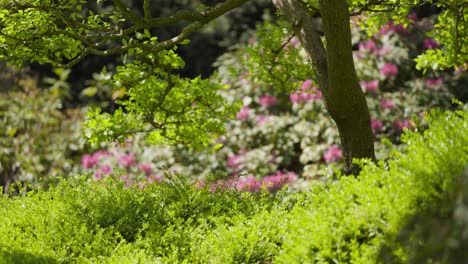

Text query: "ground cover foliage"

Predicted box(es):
[1, 105, 467, 263]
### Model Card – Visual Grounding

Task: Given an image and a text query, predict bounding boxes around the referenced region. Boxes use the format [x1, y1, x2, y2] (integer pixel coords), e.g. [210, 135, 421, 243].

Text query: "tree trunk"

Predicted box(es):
[273, 0, 376, 174]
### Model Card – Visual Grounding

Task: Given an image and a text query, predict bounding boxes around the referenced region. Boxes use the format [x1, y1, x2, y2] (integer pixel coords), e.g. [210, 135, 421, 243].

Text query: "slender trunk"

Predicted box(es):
[273, 0, 375, 174]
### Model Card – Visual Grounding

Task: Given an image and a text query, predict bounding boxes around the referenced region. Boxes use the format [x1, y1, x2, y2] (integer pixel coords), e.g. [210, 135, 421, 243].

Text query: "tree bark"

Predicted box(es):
[273, 0, 376, 174]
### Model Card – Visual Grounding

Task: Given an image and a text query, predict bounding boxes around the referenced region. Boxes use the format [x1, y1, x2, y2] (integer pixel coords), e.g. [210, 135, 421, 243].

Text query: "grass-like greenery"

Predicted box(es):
[0, 106, 467, 263]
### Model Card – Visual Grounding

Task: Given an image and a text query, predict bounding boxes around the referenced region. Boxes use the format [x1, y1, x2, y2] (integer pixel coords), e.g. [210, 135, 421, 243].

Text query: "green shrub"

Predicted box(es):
[0, 106, 467, 263]
[0, 173, 289, 263]
[274, 105, 468, 263]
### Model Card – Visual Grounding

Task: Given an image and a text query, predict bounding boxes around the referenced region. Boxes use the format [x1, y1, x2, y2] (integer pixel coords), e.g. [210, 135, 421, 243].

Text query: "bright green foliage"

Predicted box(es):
[0, 1, 241, 148]
[0, 173, 289, 263]
[415, 1, 468, 71]
[243, 21, 313, 93]
[275, 105, 468, 263]
[84, 57, 239, 147]
[342, 0, 468, 71]
[0, 1, 84, 66]
[1, 106, 467, 262]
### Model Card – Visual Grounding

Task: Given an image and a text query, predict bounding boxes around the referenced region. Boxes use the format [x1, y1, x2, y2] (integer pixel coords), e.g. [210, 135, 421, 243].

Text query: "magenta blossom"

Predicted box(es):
[423, 38, 439, 50]
[380, 99, 396, 110]
[289, 93, 301, 104]
[301, 79, 313, 90]
[377, 22, 407, 36]
[81, 154, 98, 169]
[259, 95, 278, 107]
[371, 118, 383, 133]
[100, 164, 112, 175]
[236, 176, 262, 192]
[455, 63, 468, 73]
[93, 150, 112, 159]
[94, 172, 103, 180]
[146, 174, 163, 183]
[236, 106, 250, 121]
[118, 153, 135, 167]
[138, 163, 153, 174]
[262, 171, 297, 192]
[256, 115, 273, 125]
[425, 77, 443, 87]
[358, 40, 377, 51]
[407, 13, 418, 23]
[290, 83, 322, 104]
[380, 63, 398, 78]
[360, 80, 379, 93]
[393, 120, 412, 131]
[284, 37, 300, 50]
[323, 145, 343, 164]
[227, 154, 242, 169]
[376, 46, 392, 57]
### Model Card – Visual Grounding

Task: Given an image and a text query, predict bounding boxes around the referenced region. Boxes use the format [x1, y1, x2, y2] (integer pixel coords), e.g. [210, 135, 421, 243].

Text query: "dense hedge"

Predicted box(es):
[0, 106, 467, 263]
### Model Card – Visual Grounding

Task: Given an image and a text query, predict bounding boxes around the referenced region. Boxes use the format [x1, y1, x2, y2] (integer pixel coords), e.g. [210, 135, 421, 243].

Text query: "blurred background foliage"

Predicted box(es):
[1, 1, 467, 192]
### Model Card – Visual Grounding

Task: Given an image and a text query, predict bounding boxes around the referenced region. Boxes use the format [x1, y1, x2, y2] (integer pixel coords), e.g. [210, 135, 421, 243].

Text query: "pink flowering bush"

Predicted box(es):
[81, 16, 466, 191]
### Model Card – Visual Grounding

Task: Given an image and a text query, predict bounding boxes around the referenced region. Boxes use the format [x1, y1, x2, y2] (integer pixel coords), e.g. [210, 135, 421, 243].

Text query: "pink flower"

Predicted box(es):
[380, 63, 398, 78]
[360, 80, 379, 93]
[425, 77, 443, 87]
[291, 82, 322, 104]
[302, 86, 322, 100]
[423, 38, 439, 50]
[301, 79, 313, 90]
[138, 163, 153, 174]
[323, 145, 343, 164]
[93, 150, 112, 159]
[227, 154, 242, 169]
[94, 172, 103, 180]
[393, 120, 412, 131]
[380, 99, 396, 110]
[216, 135, 227, 144]
[377, 22, 407, 36]
[236, 106, 250, 121]
[290, 37, 300, 48]
[118, 153, 135, 167]
[100, 164, 112, 175]
[371, 118, 383, 133]
[81, 154, 98, 169]
[358, 40, 377, 51]
[407, 13, 418, 23]
[259, 95, 278, 107]
[455, 63, 468, 73]
[289, 93, 301, 104]
[236, 176, 262, 192]
[256, 115, 273, 125]
[146, 174, 162, 183]
[376, 46, 392, 57]
[262, 171, 297, 192]
[284, 37, 300, 50]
